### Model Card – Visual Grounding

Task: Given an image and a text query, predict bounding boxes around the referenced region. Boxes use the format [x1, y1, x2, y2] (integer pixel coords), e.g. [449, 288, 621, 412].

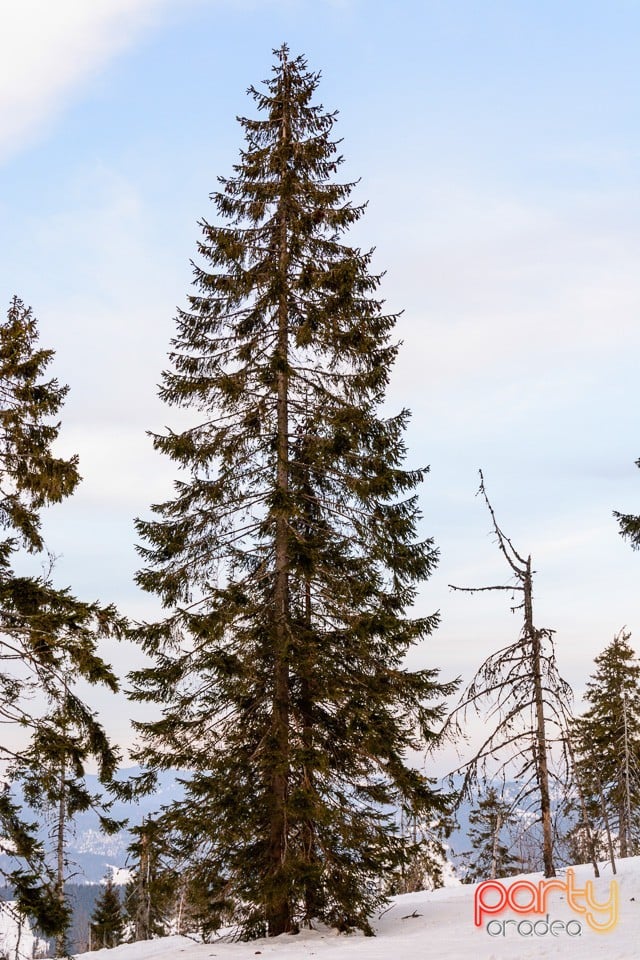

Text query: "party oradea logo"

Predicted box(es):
[474, 868, 619, 937]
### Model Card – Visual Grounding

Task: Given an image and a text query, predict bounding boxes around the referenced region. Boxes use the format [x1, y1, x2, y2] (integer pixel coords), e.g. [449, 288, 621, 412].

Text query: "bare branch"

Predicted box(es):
[445, 470, 574, 878]
[448, 584, 524, 594]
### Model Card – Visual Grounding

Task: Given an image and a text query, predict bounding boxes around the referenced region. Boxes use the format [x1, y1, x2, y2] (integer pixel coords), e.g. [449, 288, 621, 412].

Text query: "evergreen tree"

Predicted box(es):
[572, 629, 640, 857]
[90, 875, 124, 950]
[14, 685, 123, 957]
[459, 786, 518, 882]
[124, 818, 179, 941]
[131, 45, 455, 938]
[561, 730, 607, 875]
[0, 296, 124, 939]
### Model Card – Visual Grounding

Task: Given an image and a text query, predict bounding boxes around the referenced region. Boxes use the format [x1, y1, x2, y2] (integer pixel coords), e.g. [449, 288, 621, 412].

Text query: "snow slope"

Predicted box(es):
[76, 857, 640, 960]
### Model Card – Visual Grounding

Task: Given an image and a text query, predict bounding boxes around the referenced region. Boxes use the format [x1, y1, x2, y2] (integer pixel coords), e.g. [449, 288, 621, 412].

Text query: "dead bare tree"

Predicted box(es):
[445, 471, 573, 878]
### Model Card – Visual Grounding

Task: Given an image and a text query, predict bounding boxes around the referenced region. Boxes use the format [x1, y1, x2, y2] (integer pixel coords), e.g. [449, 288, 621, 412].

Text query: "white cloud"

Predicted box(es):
[0, 0, 331, 163]
[357, 182, 640, 433]
[0, 0, 182, 164]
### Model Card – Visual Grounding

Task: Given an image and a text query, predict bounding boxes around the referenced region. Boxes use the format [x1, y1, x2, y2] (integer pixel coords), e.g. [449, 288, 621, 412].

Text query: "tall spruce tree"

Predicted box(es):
[572, 629, 640, 858]
[90, 875, 124, 950]
[0, 296, 124, 939]
[131, 45, 454, 938]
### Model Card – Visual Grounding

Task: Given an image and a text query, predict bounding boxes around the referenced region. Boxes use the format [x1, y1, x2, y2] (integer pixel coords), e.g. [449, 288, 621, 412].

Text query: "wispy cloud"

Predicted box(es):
[0, 0, 183, 164]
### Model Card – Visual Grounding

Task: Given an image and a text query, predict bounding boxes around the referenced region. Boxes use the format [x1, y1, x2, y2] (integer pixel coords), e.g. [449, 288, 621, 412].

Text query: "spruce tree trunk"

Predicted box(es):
[490, 812, 502, 880]
[301, 574, 317, 922]
[618, 800, 628, 858]
[267, 54, 292, 937]
[56, 688, 68, 959]
[135, 824, 151, 940]
[55, 756, 66, 959]
[622, 690, 632, 857]
[524, 557, 555, 877]
[596, 774, 617, 874]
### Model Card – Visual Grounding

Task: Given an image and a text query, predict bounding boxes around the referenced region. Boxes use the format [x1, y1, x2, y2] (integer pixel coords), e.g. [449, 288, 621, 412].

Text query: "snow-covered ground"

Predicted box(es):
[76, 858, 640, 960]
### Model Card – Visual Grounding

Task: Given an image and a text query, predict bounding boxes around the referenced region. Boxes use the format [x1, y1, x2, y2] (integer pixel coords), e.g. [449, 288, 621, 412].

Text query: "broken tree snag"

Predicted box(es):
[445, 470, 574, 879]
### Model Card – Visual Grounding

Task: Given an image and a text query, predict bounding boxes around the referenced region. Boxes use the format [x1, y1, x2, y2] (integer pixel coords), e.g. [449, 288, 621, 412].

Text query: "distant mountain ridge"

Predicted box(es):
[0, 768, 185, 883]
[1, 770, 569, 883]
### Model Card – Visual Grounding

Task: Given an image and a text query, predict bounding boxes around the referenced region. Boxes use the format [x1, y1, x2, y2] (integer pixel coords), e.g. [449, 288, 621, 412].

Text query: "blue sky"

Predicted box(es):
[1, 0, 639, 769]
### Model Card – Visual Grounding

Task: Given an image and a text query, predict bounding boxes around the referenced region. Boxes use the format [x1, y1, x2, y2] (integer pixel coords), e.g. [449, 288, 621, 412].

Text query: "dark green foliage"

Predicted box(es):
[614, 459, 640, 548]
[124, 819, 179, 941]
[4, 883, 118, 954]
[572, 629, 640, 857]
[459, 786, 518, 882]
[0, 793, 69, 936]
[131, 45, 455, 938]
[0, 297, 79, 557]
[0, 297, 125, 940]
[90, 875, 124, 950]
[16, 694, 121, 822]
[12, 689, 125, 955]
